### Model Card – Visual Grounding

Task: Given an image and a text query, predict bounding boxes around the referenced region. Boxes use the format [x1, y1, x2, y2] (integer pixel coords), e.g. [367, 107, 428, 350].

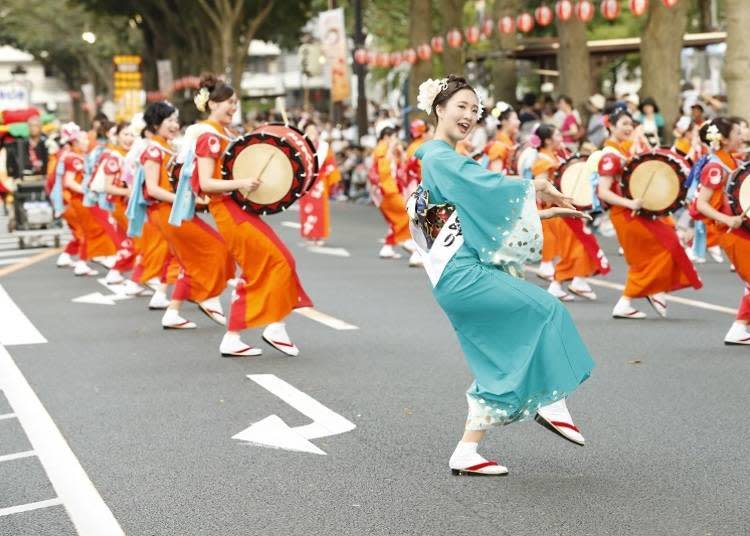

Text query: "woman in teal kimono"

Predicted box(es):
[409, 76, 595, 476]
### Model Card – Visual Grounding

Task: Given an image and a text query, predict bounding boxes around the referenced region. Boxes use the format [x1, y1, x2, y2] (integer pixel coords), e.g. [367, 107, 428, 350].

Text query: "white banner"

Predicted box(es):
[0, 82, 30, 109]
[318, 8, 351, 102]
[156, 59, 173, 95]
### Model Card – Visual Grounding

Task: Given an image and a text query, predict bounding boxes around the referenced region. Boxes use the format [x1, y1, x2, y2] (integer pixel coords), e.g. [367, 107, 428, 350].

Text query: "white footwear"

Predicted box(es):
[161, 308, 196, 330]
[708, 245, 724, 263]
[535, 398, 585, 446]
[449, 442, 508, 476]
[724, 322, 750, 346]
[379, 244, 402, 259]
[647, 293, 668, 318]
[537, 261, 555, 281]
[145, 277, 161, 290]
[93, 255, 116, 269]
[198, 296, 226, 326]
[56, 252, 74, 268]
[104, 269, 125, 285]
[548, 281, 574, 302]
[618, 246, 624, 256]
[262, 322, 299, 357]
[73, 260, 99, 277]
[148, 290, 170, 310]
[612, 297, 647, 319]
[401, 239, 417, 254]
[568, 277, 597, 301]
[122, 279, 152, 297]
[220, 332, 262, 357]
[408, 250, 423, 268]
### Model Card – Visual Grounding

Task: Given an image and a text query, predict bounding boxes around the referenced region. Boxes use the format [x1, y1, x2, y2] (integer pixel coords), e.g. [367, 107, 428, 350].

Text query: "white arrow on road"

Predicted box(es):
[233, 374, 356, 455]
[71, 279, 134, 306]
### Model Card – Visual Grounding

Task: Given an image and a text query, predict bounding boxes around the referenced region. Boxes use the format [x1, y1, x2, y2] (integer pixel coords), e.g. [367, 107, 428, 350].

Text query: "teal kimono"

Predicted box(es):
[410, 140, 594, 430]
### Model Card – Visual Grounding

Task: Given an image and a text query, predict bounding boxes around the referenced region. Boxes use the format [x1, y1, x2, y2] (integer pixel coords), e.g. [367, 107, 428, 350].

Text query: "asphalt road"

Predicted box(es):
[1, 202, 748, 536]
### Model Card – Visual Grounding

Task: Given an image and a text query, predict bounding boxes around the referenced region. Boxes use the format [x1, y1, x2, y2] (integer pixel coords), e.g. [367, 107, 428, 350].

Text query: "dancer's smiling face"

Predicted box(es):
[435, 89, 479, 144]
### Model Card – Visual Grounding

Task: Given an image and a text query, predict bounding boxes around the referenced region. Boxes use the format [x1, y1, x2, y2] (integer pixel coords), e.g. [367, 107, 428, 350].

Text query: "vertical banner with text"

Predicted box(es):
[318, 8, 351, 102]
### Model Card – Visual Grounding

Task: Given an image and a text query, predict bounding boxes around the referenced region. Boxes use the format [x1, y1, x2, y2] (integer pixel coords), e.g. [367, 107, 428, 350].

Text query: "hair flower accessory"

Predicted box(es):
[705, 123, 722, 150]
[193, 88, 210, 112]
[492, 101, 511, 118]
[417, 78, 449, 115]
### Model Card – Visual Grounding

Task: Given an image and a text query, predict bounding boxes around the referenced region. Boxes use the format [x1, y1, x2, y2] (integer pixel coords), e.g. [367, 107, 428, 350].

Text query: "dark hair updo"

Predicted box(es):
[431, 75, 476, 120]
[199, 72, 235, 105]
[698, 116, 736, 145]
[608, 109, 633, 130]
[536, 123, 558, 148]
[143, 101, 177, 134]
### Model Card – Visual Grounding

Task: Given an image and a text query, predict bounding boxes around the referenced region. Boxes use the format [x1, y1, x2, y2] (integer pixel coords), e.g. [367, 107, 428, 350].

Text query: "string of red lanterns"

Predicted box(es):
[354, 0, 680, 68]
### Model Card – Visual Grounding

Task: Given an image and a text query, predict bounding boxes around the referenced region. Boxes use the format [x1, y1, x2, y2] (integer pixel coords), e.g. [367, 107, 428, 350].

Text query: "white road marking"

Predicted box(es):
[281, 221, 302, 229]
[0, 450, 36, 463]
[0, 498, 63, 517]
[0, 345, 124, 533]
[0, 412, 17, 421]
[0, 249, 39, 258]
[294, 307, 359, 330]
[307, 246, 351, 257]
[526, 267, 739, 316]
[233, 374, 356, 455]
[72, 292, 116, 306]
[0, 285, 46, 345]
[0, 258, 25, 266]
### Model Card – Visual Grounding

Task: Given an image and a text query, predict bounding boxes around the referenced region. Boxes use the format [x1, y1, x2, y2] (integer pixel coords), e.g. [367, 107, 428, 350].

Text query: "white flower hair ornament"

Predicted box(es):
[705, 123, 722, 150]
[492, 101, 511, 118]
[193, 88, 210, 113]
[417, 78, 448, 115]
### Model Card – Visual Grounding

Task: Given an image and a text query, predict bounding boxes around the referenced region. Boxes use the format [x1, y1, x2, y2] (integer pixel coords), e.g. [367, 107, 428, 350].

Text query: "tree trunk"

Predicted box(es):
[640, 0, 689, 144]
[491, 0, 521, 104]
[725, 0, 750, 121]
[440, 0, 466, 76]
[408, 0, 433, 122]
[555, 16, 591, 110]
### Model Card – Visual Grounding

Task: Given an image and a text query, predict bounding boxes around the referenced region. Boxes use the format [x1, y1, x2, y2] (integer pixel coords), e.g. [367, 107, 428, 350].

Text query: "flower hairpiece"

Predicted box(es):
[492, 101, 511, 118]
[705, 123, 722, 150]
[193, 88, 210, 113]
[417, 78, 448, 115]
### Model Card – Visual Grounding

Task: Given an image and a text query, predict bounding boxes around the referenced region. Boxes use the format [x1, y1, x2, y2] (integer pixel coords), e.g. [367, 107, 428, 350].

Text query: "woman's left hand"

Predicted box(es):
[535, 180, 576, 210]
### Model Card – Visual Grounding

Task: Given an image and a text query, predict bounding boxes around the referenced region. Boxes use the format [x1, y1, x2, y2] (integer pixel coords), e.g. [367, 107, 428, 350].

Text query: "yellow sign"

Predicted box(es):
[113, 55, 144, 122]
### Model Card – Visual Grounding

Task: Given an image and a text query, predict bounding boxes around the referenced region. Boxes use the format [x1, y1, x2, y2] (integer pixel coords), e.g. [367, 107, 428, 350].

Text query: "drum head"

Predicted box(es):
[233, 144, 294, 205]
[728, 163, 750, 232]
[622, 151, 688, 218]
[556, 157, 591, 210]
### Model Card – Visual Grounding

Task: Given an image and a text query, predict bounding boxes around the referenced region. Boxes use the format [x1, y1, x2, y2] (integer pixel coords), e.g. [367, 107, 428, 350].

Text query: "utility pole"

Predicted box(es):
[353, 0, 368, 140]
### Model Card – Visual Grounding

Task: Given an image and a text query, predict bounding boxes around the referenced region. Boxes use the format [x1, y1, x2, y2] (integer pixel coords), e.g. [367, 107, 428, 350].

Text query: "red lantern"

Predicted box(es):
[354, 49, 368, 65]
[366, 51, 377, 65]
[629, 0, 649, 16]
[662, 0, 679, 6]
[377, 52, 390, 68]
[556, 0, 574, 21]
[465, 25, 481, 45]
[516, 12, 534, 33]
[600, 0, 620, 19]
[389, 51, 403, 67]
[431, 36, 444, 53]
[417, 43, 432, 61]
[498, 15, 515, 35]
[535, 5, 553, 26]
[447, 29, 463, 48]
[481, 18, 494, 37]
[404, 48, 417, 65]
[575, 1, 595, 22]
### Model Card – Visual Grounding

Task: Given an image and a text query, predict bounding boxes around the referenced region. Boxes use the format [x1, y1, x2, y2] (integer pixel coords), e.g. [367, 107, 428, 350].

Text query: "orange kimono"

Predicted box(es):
[533, 148, 609, 281]
[63, 151, 117, 260]
[195, 120, 312, 330]
[697, 150, 750, 321]
[599, 139, 702, 297]
[371, 140, 411, 245]
[484, 131, 516, 174]
[141, 137, 233, 303]
[299, 142, 341, 241]
[51, 149, 81, 256]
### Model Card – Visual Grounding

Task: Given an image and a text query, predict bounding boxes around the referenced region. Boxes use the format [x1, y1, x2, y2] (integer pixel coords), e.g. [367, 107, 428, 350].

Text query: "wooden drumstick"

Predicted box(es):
[726, 205, 750, 233]
[631, 168, 659, 217]
[240, 153, 275, 197]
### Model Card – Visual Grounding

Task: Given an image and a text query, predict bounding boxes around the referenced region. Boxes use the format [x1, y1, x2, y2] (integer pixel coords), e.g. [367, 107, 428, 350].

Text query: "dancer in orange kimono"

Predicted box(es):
[399, 119, 431, 200]
[485, 102, 519, 174]
[370, 124, 419, 264]
[52, 125, 83, 268]
[193, 73, 312, 357]
[298, 121, 341, 246]
[694, 117, 750, 345]
[61, 129, 118, 276]
[532, 124, 610, 301]
[141, 101, 234, 329]
[597, 110, 702, 319]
